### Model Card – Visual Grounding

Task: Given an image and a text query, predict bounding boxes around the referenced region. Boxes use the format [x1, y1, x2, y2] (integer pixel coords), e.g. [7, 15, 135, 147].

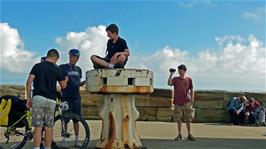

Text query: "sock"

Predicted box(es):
[75, 135, 79, 141]
[108, 63, 114, 68]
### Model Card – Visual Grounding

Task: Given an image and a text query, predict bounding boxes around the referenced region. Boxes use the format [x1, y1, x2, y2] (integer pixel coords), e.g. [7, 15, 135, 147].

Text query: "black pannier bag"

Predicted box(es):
[0, 95, 27, 127]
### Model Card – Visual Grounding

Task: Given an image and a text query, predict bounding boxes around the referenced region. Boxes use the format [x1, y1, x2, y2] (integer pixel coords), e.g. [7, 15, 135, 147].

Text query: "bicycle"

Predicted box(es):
[0, 94, 90, 149]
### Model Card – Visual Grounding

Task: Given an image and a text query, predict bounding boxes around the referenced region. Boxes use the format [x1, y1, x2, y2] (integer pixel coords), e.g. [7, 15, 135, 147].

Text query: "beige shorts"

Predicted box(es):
[32, 95, 56, 128]
[174, 102, 195, 123]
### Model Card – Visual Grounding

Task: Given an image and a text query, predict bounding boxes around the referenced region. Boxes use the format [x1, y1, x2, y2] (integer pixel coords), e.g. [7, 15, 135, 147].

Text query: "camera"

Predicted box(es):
[169, 68, 176, 73]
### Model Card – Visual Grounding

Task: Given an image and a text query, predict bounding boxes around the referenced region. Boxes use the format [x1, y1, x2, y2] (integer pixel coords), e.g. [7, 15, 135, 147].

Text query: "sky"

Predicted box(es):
[0, 0, 265, 91]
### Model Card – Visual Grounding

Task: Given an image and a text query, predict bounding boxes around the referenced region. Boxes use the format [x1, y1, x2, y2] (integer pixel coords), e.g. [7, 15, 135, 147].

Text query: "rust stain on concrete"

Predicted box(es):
[104, 112, 115, 149]
[99, 85, 151, 94]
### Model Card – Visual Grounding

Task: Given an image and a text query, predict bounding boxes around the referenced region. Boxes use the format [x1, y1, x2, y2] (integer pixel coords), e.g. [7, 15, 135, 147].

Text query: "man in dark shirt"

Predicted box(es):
[26, 49, 68, 149]
[91, 24, 130, 69]
[59, 49, 85, 146]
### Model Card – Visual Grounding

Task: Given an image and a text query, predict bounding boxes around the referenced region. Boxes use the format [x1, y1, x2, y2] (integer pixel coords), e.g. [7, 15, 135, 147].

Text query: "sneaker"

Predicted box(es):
[174, 134, 182, 141]
[114, 63, 125, 68]
[255, 122, 261, 127]
[261, 122, 266, 126]
[62, 132, 71, 138]
[60, 139, 68, 148]
[74, 140, 82, 147]
[187, 134, 196, 141]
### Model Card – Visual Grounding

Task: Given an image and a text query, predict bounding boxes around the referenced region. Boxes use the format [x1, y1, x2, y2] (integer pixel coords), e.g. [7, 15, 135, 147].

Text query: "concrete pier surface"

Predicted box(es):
[89, 120, 266, 149]
[2, 120, 265, 149]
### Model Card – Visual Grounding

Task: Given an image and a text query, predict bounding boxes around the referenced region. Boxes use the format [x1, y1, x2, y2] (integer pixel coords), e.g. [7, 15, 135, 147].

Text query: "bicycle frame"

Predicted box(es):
[1, 95, 90, 148]
[4, 109, 32, 144]
[54, 98, 68, 137]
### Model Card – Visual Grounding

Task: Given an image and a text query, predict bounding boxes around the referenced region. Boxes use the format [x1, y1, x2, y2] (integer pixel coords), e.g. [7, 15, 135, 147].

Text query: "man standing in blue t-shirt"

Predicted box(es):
[91, 24, 130, 69]
[59, 49, 85, 146]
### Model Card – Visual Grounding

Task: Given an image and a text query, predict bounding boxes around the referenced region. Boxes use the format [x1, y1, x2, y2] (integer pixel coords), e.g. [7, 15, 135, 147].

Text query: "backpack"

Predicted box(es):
[0, 95, 27, 127]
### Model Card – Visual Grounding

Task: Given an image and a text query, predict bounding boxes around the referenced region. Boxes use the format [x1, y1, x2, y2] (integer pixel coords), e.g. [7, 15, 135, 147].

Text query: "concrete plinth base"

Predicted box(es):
[85, 69, 154, 149]
[96, 94, 141, 149]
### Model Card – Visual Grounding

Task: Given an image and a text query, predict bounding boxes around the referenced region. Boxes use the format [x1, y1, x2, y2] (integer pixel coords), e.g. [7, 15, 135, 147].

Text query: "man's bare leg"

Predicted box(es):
[110, 54, 126, 65]
[186, 122, 191, 135]
[90, 55, 110, 68]
[44, 127, 53, 148]
[74, 122, 79, 139]
[177, 122, 182, 135]
[33, 127, 42, 147]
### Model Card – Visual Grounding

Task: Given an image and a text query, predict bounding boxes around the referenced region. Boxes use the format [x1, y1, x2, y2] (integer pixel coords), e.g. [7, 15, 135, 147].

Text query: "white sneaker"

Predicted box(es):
[74, 140, 82, 147]
[61, 138, 68, 148]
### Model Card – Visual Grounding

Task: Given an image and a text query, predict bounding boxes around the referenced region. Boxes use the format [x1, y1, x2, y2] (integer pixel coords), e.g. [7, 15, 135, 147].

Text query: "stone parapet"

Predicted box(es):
[81, 89, 266, 123]
[1, 85, 265, 123]
[0, 85, 25, 99]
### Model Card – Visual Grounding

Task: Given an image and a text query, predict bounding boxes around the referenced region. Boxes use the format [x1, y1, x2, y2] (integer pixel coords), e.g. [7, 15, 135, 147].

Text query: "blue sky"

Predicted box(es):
[1, 0, 265, 91]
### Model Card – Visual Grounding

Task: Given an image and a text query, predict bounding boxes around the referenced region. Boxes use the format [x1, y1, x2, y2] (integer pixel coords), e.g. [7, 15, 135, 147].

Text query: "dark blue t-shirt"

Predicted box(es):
[30, 61, 64, 100]
[59, 64, 82, 98]
[106, 37, 128, 60]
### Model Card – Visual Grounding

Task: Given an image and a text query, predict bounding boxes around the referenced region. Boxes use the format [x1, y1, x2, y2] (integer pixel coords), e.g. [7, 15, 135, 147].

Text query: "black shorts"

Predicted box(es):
[63, 97, 81, 123]
[93, 55, 127, 69]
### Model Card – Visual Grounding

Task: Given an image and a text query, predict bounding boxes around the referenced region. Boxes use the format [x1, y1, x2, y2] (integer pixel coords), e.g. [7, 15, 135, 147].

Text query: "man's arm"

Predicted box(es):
[167, 73, 174, 86]
[79, 68, 85, 86]
[113, 48, 130, 59]
[79, 80, 85, 86]
[227, 98, 237, 112]
[26, 74, 35, 107]
[190, 89, 194, 102]
[238, 102, 245, 113]
[122, 48, 130, 57]
[59, 76, 69, 90]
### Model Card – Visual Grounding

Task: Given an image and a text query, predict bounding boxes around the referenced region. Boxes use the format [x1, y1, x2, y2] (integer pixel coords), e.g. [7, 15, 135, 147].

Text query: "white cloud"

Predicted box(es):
[177, 0, 212, 8]
[0, 23, 39, 73]
[215, 35, 244, 46]
[243, 8, 265, 21]
[55, 25, 108, 72]
[30, 26, 266, 90]
[1, 23, 265, 90]
[128, 35, 266, 90]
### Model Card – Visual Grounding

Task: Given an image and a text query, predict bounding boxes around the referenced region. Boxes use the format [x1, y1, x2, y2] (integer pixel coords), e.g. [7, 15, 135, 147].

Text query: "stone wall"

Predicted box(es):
[1, 84, 265, 123]
[194, 90, 266, 122]
[0, 85, 25, 99]
[81, 88, 266, 123]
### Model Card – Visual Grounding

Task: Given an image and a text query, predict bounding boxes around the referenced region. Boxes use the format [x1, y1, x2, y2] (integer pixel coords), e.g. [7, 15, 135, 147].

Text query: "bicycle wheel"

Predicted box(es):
[52, 112, 90, 149]
[0, 118, 31, 149]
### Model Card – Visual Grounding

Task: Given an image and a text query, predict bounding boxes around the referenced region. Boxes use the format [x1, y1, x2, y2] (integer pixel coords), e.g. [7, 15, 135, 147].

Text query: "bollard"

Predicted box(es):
[86, 69, 153, 149]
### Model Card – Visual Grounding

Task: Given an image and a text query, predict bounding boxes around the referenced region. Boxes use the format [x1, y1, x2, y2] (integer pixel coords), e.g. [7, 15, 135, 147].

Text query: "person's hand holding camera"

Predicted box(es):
[169, 68, 176, 75]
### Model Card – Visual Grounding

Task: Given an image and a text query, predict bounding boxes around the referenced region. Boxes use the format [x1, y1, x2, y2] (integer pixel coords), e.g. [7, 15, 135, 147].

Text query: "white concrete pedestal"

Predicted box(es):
[86, 69, 153, 149]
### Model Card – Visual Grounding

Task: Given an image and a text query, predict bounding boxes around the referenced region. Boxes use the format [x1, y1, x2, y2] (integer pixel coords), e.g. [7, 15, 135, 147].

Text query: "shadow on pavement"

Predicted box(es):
[86, 138, 265, 149]
[1, 138, 265, 149]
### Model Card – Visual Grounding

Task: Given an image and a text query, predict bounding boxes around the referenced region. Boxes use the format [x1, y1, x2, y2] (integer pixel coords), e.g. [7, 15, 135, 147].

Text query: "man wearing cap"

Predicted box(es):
[168, 64, 196, 141]
[59, 49, 85, 146]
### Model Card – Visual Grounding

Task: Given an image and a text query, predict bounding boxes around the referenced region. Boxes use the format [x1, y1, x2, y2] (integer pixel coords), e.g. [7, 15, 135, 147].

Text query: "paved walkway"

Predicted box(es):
[89, 121, 266, 149]
[1, 120, 265, 148]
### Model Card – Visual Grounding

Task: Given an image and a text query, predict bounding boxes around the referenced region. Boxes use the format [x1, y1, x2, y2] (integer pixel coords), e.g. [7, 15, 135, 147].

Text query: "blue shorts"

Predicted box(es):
[63, 97, 82, 123]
